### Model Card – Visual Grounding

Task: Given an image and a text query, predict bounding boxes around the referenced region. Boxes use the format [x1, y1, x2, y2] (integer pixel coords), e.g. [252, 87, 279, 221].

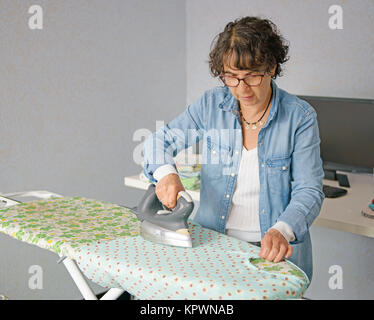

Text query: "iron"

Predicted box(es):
[123, 184, 194, 248]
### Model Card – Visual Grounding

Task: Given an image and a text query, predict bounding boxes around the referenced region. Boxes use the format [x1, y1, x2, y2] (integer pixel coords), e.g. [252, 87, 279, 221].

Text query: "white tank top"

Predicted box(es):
[226, 146, 261, 242]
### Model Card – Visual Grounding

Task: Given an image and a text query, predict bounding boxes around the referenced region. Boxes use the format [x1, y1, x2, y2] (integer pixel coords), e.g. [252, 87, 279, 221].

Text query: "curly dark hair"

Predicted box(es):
[208, 16, 290, 80]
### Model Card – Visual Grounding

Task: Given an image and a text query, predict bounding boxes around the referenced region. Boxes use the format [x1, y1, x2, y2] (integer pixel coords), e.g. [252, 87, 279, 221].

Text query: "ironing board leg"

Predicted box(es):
[100, 288, 126, 300]
[61, 257, 98, 300]
[60, 256, 125, 300]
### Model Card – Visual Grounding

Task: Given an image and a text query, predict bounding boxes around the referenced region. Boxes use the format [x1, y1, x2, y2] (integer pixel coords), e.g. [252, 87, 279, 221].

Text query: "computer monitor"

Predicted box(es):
[297, 95, 374, 175]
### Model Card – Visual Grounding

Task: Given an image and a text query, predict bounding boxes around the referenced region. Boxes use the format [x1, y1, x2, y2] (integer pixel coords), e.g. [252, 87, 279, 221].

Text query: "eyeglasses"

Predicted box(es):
[219, 72, 268, 87]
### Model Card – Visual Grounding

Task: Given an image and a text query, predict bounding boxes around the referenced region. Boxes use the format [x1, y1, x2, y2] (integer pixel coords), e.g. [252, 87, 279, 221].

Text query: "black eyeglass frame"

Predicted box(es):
[219, 71, 270, 87]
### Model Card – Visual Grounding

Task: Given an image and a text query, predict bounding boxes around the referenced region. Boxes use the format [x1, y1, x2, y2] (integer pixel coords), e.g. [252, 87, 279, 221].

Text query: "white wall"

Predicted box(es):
[0, 0, 186, 299]
[186, 0, 374, 104]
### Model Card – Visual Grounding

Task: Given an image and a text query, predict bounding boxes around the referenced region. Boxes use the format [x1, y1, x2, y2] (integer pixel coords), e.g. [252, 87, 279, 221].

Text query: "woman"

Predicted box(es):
[143, 16, 324, 281]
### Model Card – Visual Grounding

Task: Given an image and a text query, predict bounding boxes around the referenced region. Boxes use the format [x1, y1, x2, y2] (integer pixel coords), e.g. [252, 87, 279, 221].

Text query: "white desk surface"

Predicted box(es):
[124, 172, 374, 238]
[315, 172, 374, 238]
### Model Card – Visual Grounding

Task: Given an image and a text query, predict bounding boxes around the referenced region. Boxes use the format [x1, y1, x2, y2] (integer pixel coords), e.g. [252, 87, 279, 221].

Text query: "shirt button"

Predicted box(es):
[261, 163, 265, 168]
[282, 166, 287, 170]
[212, 150, 216, 154]
[221, 216, 225, 220]
[235, 150, 239, 155]
[226, 194, 230, 198]
[262, 209, 265, 214]
[231, 173, 235, 177]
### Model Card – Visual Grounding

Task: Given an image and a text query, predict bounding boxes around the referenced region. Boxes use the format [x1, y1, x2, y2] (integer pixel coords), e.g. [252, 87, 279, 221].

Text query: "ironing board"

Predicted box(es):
[0, 191, 310, 300]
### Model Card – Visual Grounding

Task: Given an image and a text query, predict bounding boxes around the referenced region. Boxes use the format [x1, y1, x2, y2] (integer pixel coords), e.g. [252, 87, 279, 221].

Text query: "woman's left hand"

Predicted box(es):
[259, 228, 293, 263]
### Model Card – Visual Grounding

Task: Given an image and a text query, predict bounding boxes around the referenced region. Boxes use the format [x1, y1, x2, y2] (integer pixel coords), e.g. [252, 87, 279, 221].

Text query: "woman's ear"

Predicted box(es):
[270, 65, 277, 77]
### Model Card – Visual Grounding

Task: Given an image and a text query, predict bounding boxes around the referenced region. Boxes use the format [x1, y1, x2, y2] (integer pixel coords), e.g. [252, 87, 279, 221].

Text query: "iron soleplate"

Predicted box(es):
[140, 220, 192, 248]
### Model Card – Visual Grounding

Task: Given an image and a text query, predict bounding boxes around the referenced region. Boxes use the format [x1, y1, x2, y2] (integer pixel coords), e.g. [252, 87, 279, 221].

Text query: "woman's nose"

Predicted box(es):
[237, 79, 253, 92]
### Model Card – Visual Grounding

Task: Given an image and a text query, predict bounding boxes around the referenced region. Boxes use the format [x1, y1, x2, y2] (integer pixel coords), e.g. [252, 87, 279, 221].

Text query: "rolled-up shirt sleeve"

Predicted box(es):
[271, 221, 296, 243]
[153, 164, 179, 183]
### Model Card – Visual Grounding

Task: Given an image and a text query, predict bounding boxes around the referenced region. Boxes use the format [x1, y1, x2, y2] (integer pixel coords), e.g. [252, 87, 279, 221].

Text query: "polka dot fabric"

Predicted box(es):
[71, 220, 309, 300]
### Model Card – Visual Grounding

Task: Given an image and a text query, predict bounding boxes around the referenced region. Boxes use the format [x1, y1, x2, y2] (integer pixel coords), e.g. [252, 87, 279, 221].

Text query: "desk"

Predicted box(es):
[315, 172, 374, 238]
[124, 172, 374, 238]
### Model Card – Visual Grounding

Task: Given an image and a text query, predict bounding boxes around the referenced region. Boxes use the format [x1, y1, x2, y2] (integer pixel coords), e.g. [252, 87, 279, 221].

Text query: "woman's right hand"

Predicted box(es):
[155, 173, 185, 209]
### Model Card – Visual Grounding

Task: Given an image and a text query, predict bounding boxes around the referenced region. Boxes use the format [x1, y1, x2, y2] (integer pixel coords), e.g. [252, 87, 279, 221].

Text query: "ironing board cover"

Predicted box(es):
[0, 197, 309, 300]
[0, 197, 140, 257]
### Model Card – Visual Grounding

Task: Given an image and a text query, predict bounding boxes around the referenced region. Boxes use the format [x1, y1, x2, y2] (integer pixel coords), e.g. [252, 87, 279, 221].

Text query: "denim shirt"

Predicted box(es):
[143, 80, 325, 281]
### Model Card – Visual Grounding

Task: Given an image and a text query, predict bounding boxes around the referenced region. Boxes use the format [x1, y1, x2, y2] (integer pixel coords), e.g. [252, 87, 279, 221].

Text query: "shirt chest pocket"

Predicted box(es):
[203, 137, 232, 178]
[266, 156, 292, 196]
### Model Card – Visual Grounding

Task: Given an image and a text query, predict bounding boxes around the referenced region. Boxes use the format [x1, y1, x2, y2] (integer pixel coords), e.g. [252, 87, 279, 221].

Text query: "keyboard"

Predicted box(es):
[323, 185, 347, 198]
